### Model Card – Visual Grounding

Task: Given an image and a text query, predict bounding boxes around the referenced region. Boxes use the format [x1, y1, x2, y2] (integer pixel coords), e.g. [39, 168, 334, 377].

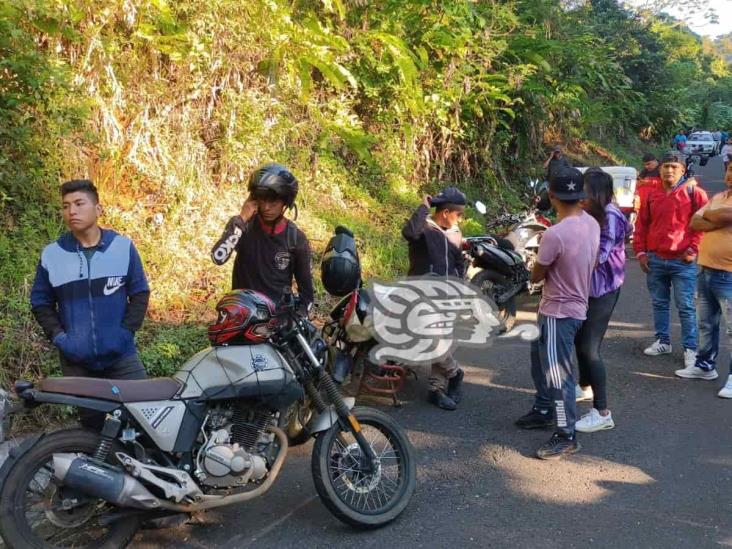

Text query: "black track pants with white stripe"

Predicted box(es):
[530, 314, 583, 436]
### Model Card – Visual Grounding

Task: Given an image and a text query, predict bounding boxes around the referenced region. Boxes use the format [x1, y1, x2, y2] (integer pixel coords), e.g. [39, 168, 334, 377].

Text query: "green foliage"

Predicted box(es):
[1, 0, 731, 397]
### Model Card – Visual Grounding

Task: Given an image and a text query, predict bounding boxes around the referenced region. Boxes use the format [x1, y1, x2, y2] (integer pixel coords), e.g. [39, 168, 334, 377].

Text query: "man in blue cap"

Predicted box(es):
[402, 186, 467, 410]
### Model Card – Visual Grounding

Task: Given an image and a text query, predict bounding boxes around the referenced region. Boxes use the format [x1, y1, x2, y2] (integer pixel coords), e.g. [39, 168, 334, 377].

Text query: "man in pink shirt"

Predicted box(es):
[515, 168, 601, 460]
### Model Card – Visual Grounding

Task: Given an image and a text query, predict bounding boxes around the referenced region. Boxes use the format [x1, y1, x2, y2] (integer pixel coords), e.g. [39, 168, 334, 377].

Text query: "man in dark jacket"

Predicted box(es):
[31, 179, 150, 426]
[211, 163, 314, 310]
[402, 186, 466, 410]
[544, 145, 573, 181]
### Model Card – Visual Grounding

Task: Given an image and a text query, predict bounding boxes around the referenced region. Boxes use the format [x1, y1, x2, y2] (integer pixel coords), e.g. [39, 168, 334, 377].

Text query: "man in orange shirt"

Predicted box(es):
[679, 162, 732, 398]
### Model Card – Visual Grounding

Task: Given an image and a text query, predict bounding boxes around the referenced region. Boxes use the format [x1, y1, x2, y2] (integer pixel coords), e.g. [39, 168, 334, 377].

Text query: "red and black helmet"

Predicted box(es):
[208, 290, 279, 346]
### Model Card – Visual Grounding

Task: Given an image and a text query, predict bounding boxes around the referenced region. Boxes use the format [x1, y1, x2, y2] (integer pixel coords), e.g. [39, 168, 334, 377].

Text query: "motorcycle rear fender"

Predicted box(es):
[307, 397, 355, 434]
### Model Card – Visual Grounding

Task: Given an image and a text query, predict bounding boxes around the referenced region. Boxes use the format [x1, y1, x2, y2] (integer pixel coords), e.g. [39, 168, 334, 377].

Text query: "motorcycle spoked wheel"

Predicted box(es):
[311, 407, 416, 529]
[0, 429, 141, 549]
[471, 269, 517, 332]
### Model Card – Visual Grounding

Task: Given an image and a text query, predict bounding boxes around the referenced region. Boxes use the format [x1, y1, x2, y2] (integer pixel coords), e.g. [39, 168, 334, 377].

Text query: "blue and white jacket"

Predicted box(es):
[31, 229, 149, 370]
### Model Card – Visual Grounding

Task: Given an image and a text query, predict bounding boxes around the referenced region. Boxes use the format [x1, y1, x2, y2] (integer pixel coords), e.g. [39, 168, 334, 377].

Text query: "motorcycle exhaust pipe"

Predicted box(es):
[53, 453, 163, 510]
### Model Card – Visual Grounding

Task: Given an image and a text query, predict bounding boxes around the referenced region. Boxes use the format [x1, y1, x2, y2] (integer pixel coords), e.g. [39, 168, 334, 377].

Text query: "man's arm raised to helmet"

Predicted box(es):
[210, 200, 255, 266]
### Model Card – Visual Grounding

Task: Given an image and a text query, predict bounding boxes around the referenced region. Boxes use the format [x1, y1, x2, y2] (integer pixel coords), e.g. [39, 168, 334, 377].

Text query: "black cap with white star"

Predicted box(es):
[549, 168, 586, 201]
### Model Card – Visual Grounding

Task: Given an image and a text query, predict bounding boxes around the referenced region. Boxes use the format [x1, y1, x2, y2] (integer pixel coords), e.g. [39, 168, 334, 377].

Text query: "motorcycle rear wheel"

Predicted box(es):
[311, 407, 416, 528]
[471, 269, 517, 332]
[0, 429, 141, 549]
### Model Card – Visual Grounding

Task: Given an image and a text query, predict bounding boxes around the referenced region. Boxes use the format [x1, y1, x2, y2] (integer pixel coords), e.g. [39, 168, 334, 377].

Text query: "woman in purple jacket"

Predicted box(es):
[574, 168, 633, 433]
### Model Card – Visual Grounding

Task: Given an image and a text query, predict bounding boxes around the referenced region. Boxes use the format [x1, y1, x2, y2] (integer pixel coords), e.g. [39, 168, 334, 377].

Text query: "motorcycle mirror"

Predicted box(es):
[474, 201, 487, 215]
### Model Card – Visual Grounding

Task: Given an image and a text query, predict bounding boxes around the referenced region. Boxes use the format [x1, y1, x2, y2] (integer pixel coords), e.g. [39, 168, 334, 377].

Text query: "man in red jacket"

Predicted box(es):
[634, 151, 708, 369]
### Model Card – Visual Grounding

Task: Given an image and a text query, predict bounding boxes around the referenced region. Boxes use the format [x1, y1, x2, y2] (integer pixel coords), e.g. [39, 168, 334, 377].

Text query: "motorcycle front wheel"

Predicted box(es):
[471, 269, 517, 332]
[311, 407, 416, 528]
[0, 429, 140, 549]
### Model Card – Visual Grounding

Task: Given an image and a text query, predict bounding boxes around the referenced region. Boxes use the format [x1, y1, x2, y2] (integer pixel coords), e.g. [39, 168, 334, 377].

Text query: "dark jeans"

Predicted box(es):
[645, 252, 697, 350]
[531, 314, 583, 436]
[576, 289, 620, 411]
[695, 267, 732, 373]
[61, 352, 147, 429]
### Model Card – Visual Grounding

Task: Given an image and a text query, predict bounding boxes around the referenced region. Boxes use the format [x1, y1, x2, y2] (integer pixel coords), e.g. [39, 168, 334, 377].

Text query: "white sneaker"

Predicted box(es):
[575, 408, 615, 433]
[674, 365, 719, 380]
[575, 384, 593, 402]
[683, 349, 697, 369]
[644, 340, 672, 356]
[718, 375, 732, 398]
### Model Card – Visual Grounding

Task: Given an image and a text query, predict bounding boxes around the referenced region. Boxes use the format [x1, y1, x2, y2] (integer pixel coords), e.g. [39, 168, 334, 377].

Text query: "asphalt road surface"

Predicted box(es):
[134, 156, 731, 549]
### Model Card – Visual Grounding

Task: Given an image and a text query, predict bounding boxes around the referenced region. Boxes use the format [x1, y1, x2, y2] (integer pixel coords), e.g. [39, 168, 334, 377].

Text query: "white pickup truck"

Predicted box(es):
[686, 132, 717, 158]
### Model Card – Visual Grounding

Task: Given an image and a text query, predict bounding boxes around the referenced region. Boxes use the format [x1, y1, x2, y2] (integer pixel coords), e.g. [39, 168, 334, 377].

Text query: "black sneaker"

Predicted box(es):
[446, 368, 464, 404]
[515, 407, 554, 429]
[536, 433, 581, 460]
[427, 390, 457, 411]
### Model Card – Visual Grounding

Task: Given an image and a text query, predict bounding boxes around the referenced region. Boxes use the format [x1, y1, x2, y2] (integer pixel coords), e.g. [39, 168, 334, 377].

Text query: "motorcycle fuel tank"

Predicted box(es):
[173, 345, 297, 400]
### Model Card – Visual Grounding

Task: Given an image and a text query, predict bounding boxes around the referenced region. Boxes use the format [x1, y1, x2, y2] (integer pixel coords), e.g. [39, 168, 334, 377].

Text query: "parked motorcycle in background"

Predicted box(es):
[465, 180, 551, 331]
[321, 227, 415, 406]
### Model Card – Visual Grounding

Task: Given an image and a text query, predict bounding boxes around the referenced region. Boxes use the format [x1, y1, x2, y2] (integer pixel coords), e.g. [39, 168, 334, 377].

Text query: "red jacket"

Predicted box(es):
[633, 176, 662, 213]
[633, 178, 708, 259]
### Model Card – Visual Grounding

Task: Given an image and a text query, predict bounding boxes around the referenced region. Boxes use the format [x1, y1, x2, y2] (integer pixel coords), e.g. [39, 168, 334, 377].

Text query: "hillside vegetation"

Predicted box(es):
[1, 0, 731, 388]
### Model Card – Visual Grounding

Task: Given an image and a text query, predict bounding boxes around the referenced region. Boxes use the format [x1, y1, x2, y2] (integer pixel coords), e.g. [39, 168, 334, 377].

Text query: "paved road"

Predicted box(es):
[134, 156, 731, 548]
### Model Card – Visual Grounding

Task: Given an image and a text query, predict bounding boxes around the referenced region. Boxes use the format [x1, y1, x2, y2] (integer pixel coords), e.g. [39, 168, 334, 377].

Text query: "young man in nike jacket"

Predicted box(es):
[31, 180, 150, 425]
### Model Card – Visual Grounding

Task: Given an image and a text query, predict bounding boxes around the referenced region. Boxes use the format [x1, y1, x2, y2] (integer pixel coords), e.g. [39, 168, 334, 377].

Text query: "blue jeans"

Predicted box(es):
[695, 267, 732, 373]
[645, 253, 697, 350]
[531, 315, 583, 436]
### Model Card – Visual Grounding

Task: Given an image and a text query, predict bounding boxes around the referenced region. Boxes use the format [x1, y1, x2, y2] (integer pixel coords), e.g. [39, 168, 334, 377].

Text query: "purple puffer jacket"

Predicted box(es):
[591, 203, 633, 298]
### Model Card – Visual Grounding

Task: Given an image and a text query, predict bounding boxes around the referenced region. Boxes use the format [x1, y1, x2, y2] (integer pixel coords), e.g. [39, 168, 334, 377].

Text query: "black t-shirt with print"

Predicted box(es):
[211, 215, 314, 308]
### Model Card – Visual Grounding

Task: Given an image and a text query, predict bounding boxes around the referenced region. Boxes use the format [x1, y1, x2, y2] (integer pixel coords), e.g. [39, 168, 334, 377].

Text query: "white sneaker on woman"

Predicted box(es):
[719, 375, 732, 399]
[575, 408, 615, 433]
[644, 340, 672, 356]
[575, 384, 593, 402]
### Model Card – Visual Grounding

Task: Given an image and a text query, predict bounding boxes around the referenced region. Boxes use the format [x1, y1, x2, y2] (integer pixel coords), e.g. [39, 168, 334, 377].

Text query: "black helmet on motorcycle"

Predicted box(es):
[248, 163, 299, 207]
[208, 290, 278, 346]
[321, 226, 361, 297]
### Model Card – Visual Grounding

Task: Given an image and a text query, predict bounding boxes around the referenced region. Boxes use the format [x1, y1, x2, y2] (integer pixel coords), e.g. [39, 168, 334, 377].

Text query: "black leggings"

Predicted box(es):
[575, 289, 620, 411]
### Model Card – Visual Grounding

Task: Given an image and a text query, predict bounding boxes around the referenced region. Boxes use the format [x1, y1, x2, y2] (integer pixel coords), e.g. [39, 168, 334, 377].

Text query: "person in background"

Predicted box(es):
[631, 153, 662, 232]
[210, 163, 314, 311]
[721, 138, 732, 174]
[31, 179, 150, 427]
[633, 150, 708, 369]
[712, 129, 722, 154]
[515, 168, 600, 460]
[673, 130, 687, 152]
[543, 145, 573, 181]
[574, 169, 633, 432]
[678, 161, 732, 398]
[402, 187, 466, 410]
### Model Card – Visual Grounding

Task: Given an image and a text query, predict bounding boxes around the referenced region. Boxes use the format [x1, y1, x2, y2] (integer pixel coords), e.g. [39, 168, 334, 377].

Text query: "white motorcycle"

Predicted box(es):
[0, 290, 416, 549]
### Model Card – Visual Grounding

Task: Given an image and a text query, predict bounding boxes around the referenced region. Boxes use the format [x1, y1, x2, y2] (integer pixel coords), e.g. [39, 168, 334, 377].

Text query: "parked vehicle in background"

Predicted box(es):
[577, 166, 637, 223]
[686, 132, 717, 159]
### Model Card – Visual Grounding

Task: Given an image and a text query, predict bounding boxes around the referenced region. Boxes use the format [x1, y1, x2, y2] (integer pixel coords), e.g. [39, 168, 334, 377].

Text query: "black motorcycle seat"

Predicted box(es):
[491, 236, 515, 250]
[39, 376, 182, 403]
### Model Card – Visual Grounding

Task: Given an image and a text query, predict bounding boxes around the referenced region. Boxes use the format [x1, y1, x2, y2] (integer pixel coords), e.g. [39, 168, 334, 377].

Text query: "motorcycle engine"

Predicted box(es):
[196, 407, 274, 489]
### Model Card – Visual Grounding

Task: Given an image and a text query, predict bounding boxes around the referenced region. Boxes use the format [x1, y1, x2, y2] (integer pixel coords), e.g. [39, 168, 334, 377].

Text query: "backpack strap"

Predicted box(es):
[286, 222, 298, 255]
[687, 183, 697, 215]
